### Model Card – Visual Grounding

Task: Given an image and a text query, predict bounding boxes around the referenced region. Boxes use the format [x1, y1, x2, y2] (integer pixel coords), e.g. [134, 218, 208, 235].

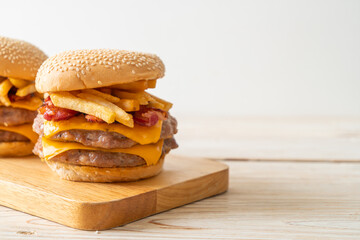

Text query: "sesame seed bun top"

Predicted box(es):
[0, 36, 48, 81]
[36, 49, 165, 93]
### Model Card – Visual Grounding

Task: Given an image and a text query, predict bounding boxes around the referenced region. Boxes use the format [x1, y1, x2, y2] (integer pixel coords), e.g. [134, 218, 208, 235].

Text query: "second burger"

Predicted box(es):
[0, 36, 47, 156]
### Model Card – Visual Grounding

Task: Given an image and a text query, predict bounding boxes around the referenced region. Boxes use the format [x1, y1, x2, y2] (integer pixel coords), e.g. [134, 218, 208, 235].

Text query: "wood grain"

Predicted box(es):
[175, 115, 360, 161]
[0, 160, 359, 239]
[0, 155, 228, 230]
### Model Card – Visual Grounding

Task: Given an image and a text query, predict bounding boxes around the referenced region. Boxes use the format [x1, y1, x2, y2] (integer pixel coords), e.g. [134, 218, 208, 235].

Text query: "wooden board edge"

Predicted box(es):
[73, 191, 157, 230]
[0, 179, 84, 228]
[156, 165, 229, 213]
[0, 179, 158, 231]
[78, 161, 229, 230]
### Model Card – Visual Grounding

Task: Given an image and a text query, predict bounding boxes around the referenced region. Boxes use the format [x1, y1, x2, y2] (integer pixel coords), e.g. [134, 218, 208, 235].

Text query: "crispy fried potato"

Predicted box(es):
[16, 83, 36, 97]
[0, 79, 13, 106]
[147, 93, 173, 111]
[82, 89, 120, 103]
[115, 99, 140, 112]
[77, 93, 134, 127]
[143, 92, 156, 102]
[147, 80, 157, 88]
[35, 92, 44, 99]
[111, 80, 157, 92]
[98, 88, 112, 94]
[8, 78, 29, 88]
[112, 90, 149, 105]
[148, 100, 165, 110]
[11, 96, 43, 111]
[50, 92, 115, 123]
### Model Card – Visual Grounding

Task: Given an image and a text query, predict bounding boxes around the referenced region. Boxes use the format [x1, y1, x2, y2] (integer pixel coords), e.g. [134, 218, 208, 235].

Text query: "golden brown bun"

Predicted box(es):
[46, 155, 165, 182]
[0, 36, 47, 80]
[0, 141, 34, 157]
[36, 49, 165, 93]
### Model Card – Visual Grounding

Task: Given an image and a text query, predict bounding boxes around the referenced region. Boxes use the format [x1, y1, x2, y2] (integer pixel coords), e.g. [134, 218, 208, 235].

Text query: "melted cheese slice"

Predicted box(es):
[43, 116, 162, 145]
[42, 138, 164, 166]
[0, 124, 38, 143]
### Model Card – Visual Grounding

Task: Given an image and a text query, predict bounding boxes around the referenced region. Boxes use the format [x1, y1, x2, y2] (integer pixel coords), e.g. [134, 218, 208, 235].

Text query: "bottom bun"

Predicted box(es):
[46, 155, 165, 182]
[0, 141, 34, 157]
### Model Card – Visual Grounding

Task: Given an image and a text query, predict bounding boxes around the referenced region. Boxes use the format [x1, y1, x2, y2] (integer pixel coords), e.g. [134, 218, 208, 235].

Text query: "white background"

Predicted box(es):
[1, 0, 359, 117]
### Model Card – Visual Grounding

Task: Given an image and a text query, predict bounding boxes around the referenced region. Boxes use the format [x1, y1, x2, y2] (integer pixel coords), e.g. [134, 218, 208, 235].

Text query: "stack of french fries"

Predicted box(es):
[49, 80, 172, 128]
[0, 78, 42, 110]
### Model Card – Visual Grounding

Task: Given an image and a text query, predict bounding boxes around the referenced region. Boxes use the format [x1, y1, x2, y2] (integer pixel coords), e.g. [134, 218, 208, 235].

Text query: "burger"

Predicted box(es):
[33, 49, 178, 182]
[0, 36, 47, 156]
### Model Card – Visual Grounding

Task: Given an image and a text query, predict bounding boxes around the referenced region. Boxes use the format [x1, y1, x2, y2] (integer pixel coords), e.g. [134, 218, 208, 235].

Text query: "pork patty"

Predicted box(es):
[33, 114, 178, 149]
[0, 107, 37, 126]
[48, 137, 178, 168]
[0, 130, 29, 142]
[33, 136, 43, 157]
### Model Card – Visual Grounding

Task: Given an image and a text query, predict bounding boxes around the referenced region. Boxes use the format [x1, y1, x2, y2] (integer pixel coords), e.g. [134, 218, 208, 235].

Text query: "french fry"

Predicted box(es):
[50, 92, 115, 124]
[147, 80, 157, 88]
[77, 93, 134, 127]
[142, 91, 166, 109]
[111, 80, 147, 91]
[16, 83, 36, 97]
[0, 79, 13, 106]
[8, 78, 29, 88]
[112, 90, 148, 105]
[142, 91, 156, 102]
[115, 99, 140, 112]
[35, 92, 44, 99]
[111, 80, 157, 92]
[147, 93, 173, 111]
[148, 100, 165, 110]
[98, 88, 112, 94]
[11, 96, 43, 111]
[82, 89, 120, 103]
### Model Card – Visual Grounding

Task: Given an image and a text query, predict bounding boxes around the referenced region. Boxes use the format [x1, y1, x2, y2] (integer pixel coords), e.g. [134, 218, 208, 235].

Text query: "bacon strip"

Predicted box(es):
[39, 97, 169, 126]
[85, 115, 106, 123]
[8, 87, 32, 102]
[133, 106, 167, 127]
[39, 97, 79, 121]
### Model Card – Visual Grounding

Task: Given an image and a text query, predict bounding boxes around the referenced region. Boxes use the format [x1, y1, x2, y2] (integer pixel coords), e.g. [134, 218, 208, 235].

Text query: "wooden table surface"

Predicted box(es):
[1, 116, 360, 239]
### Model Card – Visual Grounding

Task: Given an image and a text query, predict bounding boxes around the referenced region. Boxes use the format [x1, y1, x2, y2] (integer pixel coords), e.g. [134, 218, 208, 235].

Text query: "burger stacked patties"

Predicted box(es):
[0, 36, 47, 156]
[33, 49, 178, 182]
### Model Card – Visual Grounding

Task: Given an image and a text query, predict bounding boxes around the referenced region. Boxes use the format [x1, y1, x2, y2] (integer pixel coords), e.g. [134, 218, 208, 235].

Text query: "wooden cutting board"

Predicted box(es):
[0, 154, 228, 230]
